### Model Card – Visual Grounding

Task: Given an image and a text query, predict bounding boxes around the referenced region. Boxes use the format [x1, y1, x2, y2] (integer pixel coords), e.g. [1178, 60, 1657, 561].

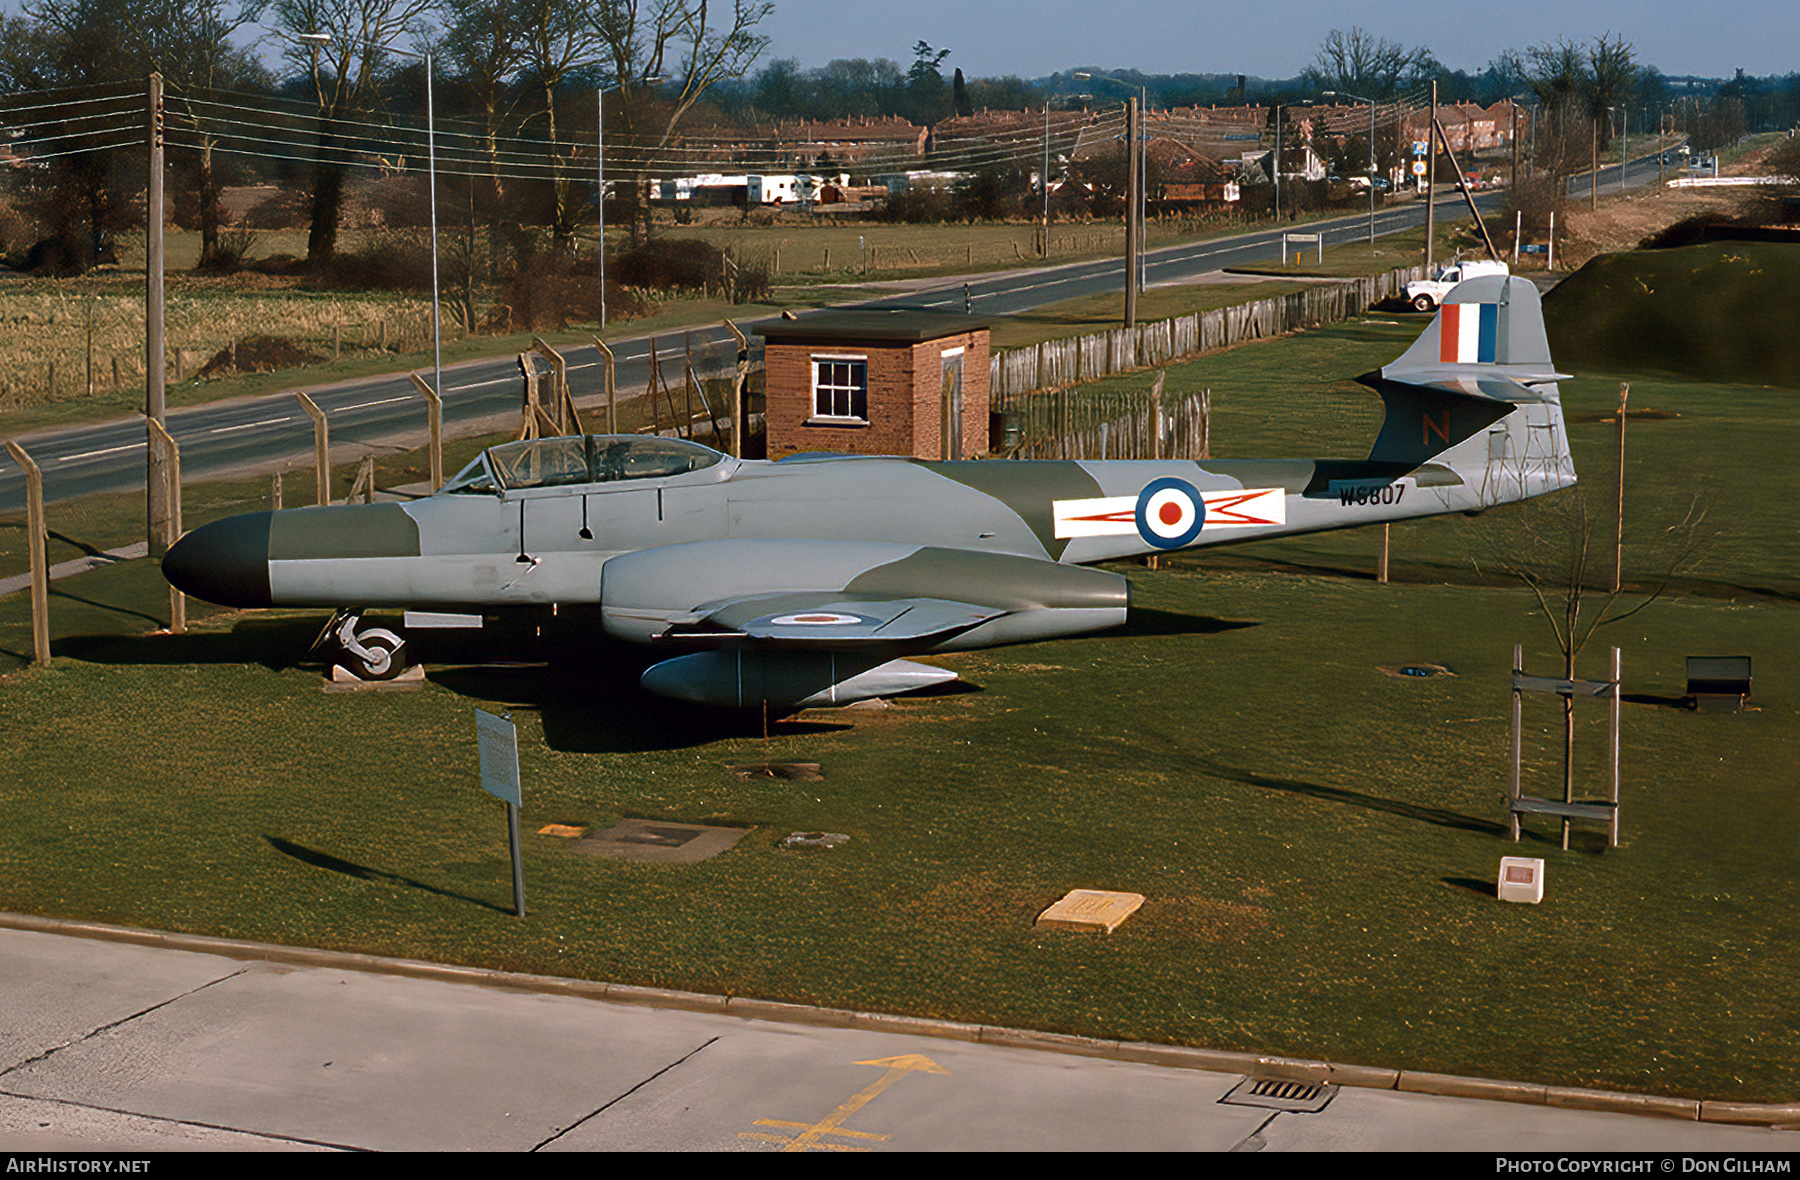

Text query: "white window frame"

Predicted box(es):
[810, 354, 869, 423]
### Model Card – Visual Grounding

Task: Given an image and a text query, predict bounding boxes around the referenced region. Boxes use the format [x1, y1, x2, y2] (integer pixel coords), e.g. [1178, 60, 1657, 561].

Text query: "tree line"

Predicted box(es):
[2, 7, 1794, 284]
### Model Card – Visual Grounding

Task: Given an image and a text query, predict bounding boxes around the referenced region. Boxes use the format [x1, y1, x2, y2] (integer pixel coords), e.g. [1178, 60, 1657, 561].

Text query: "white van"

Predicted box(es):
[1404, 259, 1510, 312]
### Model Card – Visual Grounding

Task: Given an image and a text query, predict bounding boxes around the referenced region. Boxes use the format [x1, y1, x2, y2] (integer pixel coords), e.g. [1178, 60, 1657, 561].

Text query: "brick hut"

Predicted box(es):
[754, 309, 990, 460]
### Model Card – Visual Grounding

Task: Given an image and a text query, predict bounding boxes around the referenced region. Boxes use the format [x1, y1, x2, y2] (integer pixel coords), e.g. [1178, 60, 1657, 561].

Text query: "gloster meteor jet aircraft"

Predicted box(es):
[164, 276, 1574, 709]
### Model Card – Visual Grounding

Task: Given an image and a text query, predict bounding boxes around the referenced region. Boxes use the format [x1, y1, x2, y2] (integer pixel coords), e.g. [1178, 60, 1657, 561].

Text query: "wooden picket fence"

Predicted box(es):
[989, 265, 1424, 407]
[1010, 385, 1211, 461]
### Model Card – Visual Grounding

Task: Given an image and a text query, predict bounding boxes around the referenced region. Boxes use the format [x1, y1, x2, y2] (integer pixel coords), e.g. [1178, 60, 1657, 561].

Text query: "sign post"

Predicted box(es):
[475, 709, 526, 917]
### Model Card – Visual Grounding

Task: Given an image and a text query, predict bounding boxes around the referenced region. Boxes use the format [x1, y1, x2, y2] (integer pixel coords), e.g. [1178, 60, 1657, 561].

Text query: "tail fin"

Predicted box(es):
[1358, 275, 1576, 503]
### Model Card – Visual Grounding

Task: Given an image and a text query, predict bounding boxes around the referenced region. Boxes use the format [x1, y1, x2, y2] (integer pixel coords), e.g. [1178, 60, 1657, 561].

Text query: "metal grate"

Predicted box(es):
[1220, 1076, 1338, 1114]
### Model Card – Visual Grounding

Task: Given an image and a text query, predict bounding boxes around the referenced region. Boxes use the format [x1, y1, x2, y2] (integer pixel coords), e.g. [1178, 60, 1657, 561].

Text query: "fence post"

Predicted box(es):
[724, 319, 749, 458]
[146, 420, 185, 633]
[517, 354, 542, 441]
[4, 440, 51, 663]
[295, 392, 330, 505]
[1150, 370, 1164, 460]
[532, 338, 576, 435]
[591, 336, 617, 434]
[409, 373, 443, 490]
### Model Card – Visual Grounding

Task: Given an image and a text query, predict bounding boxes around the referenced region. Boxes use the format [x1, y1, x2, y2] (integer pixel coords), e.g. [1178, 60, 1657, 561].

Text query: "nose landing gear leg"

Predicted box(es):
[317, 609, 408, 681]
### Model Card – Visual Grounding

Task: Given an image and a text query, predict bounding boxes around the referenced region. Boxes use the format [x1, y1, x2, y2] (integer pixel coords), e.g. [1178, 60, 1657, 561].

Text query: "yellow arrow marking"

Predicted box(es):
[739, 1054, 949, 1152]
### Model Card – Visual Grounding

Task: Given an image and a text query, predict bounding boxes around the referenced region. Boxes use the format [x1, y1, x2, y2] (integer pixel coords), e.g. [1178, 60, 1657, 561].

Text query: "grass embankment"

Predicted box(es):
[1544, 240, 1800, 388]
[3, 312, 1798, 1102]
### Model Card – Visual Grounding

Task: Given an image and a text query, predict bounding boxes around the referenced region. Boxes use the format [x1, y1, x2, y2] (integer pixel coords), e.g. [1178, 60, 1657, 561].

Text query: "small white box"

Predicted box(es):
[1498, 857, 1545, 904]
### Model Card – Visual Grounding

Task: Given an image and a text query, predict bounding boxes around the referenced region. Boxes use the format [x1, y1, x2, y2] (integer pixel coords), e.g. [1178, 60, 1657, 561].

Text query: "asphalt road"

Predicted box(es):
[0, 151, 1678, 518]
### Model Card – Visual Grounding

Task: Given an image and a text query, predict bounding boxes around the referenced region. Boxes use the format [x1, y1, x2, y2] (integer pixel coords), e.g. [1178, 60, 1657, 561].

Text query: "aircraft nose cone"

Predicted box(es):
[162, 512, 273, 607]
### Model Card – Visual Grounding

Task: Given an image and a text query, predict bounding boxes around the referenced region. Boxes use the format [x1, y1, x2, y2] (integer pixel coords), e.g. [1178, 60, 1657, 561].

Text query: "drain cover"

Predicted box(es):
[574, 819, 750, 864]
[1220, 1076, 1338, 1114]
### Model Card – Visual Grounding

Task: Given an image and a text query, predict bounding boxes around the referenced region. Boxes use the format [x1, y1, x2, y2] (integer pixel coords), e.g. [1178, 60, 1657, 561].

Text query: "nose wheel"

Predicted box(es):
[324, 611, 408, 681]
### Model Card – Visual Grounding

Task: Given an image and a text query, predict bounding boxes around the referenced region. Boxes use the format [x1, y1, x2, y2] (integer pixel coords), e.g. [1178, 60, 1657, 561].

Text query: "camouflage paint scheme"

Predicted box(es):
[165, 277, 1575, 708]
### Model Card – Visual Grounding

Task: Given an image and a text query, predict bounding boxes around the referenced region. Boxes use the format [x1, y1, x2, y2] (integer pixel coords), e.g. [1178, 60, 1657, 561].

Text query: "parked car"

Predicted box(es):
[1403, 259, 1510, 312]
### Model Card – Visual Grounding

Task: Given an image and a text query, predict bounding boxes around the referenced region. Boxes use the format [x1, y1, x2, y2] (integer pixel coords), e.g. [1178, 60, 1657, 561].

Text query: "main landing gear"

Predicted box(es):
[318, 609, 408, 681]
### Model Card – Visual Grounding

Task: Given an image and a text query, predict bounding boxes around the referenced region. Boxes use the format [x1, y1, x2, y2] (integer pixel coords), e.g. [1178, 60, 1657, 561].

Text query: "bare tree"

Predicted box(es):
[121, 0, 272, 268]
[600, 2, 769, 142]
[1511, 33, 1638, 201]
[1476, 391, 1710, 804]
[516, 0, 612, 254]
[438, 0, 533, 209]
[590, 0, 772, 241]
[271, 0, 434, 265]
[1303, 26, 1432, 101]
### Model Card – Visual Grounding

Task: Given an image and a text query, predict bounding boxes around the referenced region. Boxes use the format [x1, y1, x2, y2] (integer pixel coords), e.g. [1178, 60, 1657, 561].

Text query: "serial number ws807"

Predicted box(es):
[1334, 481, 1407, 508]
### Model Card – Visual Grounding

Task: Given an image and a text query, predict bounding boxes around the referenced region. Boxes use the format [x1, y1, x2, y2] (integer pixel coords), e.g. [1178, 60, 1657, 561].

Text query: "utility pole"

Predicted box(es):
[1590, 115, 1599, 211]
[146, 73, 170, 553]
[1272, 104, 1281, 220]
[1425, 82, 1437, 276]
[1613, 383, 1629, 594]
[1124, 95, 1139, 328]
[1041, 99, 1051, 258]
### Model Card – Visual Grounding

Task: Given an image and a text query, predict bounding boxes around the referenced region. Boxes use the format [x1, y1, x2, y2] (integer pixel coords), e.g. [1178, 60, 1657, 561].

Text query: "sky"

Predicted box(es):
[754, 0, 1798, 82]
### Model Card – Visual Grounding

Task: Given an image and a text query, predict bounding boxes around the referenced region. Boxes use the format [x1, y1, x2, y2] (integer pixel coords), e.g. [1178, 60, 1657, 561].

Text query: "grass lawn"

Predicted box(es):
[5, 312, 1794, 1103]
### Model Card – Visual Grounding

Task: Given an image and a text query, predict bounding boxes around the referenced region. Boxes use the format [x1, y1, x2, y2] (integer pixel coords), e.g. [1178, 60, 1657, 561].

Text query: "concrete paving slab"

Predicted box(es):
[547, 1023, 1270, 1152]
[0, 928, 244, 1067]
[4, 924, 1798, 1153]
[4, 948, 728, 1151]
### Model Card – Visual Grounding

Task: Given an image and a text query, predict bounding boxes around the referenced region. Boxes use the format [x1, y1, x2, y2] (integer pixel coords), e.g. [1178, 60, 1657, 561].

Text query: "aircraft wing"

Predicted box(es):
[684, 595, 1005, 645]
[601, 538, 1131, 707]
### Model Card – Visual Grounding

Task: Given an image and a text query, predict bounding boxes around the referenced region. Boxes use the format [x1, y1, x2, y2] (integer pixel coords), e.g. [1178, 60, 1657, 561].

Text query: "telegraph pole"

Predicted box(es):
[146, 73, 170, 553]
[1425, 81, 1437, 276]
[1124, 95, 1140, 328]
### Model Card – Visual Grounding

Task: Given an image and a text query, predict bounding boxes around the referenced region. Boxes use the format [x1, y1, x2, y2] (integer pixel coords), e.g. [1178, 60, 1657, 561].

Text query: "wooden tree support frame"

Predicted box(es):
[3, 439, 51, 663]
[1509, 644, 1622, 849]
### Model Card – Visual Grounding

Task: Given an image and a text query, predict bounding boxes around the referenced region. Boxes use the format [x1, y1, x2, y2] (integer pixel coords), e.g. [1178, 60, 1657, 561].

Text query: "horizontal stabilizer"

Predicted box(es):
[1356, 372, 1517, 467]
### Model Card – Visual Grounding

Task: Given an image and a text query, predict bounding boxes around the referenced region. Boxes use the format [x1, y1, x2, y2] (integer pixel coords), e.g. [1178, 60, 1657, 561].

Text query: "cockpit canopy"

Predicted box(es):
[440, 435, 726, 495]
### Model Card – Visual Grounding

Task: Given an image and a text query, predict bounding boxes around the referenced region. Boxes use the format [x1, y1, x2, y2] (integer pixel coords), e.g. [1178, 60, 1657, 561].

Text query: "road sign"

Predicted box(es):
[1412, 161, 1428, 176]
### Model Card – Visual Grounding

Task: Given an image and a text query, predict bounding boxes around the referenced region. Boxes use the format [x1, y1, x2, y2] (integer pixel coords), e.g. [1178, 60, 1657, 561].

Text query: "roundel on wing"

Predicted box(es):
[1134, 477, 1205, 550]
[770, 612, 864, 626]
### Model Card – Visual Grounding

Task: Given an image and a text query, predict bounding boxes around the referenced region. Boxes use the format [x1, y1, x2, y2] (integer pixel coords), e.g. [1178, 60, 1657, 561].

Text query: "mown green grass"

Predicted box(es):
[3, 309, 1796, 1103]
